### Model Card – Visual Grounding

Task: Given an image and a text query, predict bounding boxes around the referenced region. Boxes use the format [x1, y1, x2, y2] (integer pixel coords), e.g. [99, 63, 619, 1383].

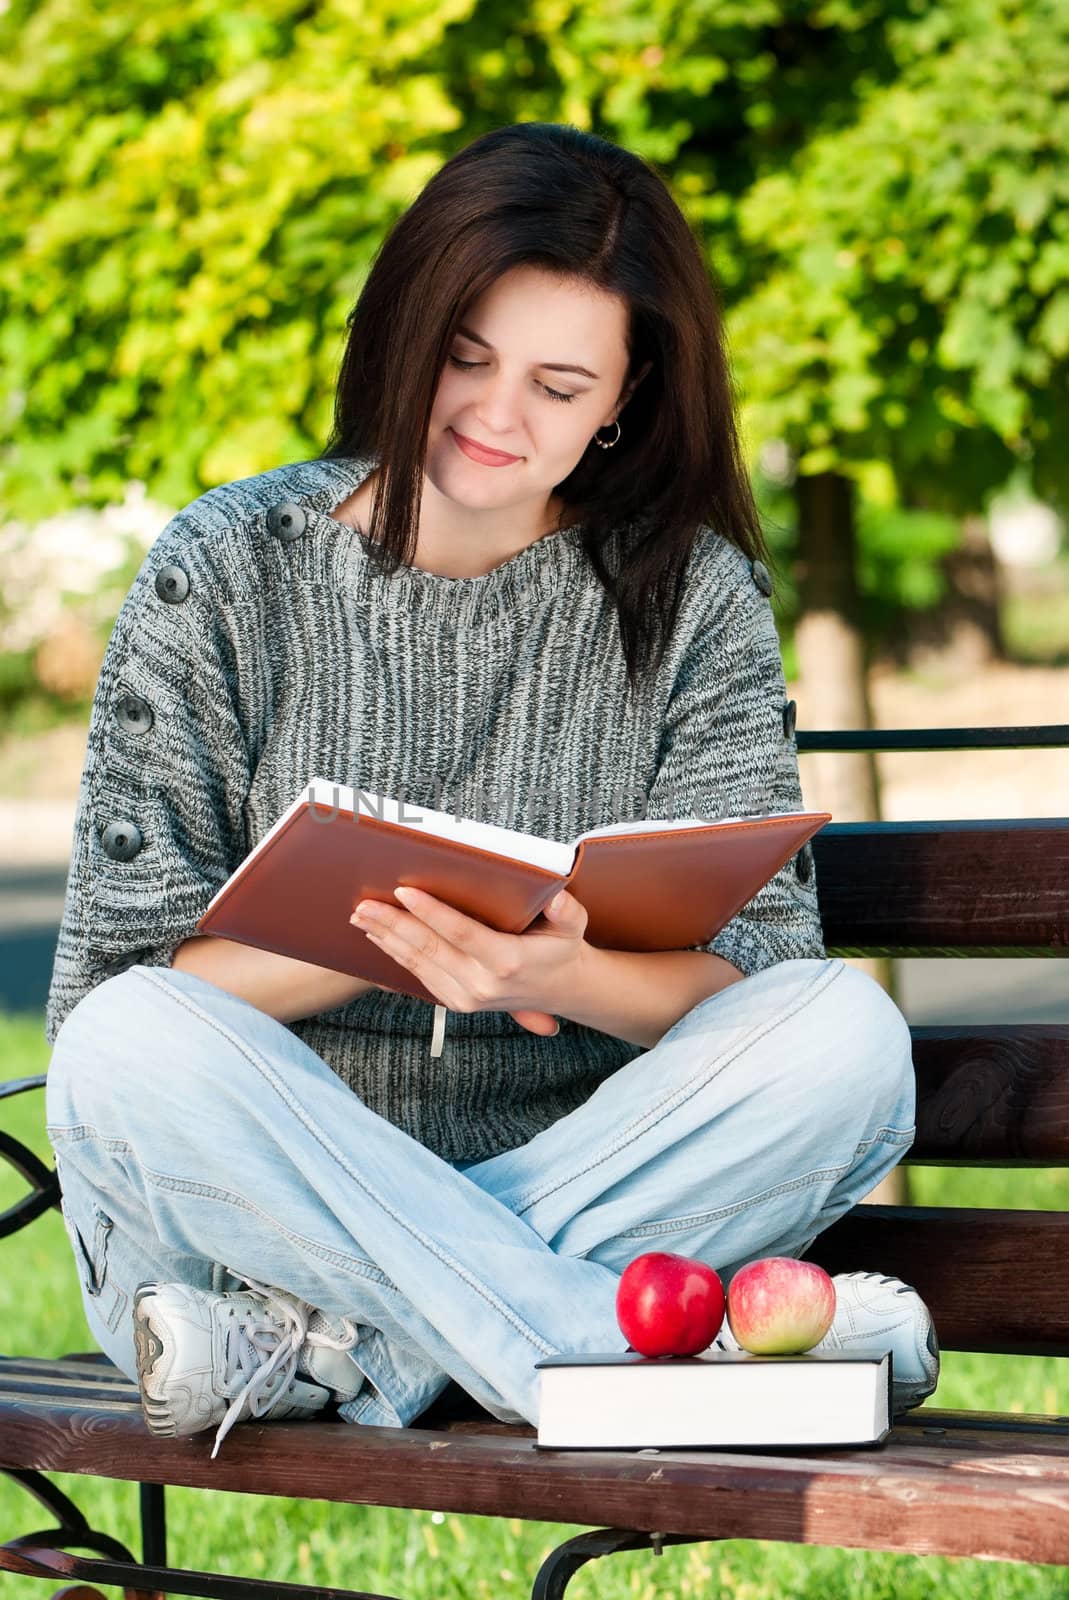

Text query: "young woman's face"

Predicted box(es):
[426, 264, 640, 515]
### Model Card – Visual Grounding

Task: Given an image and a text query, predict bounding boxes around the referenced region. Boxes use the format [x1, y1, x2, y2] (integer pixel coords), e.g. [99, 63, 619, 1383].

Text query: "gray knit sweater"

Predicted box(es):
[45, 453, 825, 1162]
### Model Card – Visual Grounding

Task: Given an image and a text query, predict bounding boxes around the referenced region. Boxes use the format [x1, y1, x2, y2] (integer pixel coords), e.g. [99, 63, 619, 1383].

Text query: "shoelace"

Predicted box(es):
[211, 1271, 360, 1459]
[841, 1270, 912, 1295]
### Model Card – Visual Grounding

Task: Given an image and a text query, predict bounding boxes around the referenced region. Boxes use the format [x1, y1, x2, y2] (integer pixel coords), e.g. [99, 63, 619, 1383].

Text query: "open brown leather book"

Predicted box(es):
[196, 779, 831, 1005]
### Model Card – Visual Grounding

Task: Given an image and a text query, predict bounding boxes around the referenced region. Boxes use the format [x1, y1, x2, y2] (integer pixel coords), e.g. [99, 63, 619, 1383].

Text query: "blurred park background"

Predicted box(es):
[1, 0, 1067, 1595]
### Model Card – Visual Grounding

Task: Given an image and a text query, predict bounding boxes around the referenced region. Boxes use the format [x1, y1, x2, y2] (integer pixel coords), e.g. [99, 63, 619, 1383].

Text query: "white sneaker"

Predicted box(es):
[714, 1270, 940, 1415]
[133, 1273, 367, 1458]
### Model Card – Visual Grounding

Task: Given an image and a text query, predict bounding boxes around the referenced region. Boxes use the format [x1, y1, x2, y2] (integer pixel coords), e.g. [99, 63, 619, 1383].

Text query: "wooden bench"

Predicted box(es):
[2, 719, 1068, 1598]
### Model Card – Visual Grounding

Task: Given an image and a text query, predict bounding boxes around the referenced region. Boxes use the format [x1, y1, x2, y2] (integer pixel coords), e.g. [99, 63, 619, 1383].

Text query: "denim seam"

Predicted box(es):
[132, 966, 561, 1360]
[340, 1387, 403, 1427]
[48, 1126, 132, 1148]
[145, 1169, 399, 1287]
[855, 1126, 916, 1154]
[345, 1327, 452, 1426]
[52, 1130, 397, 1287]
[612, 1160, 855, 1239]
[510, 957, 848, 1215]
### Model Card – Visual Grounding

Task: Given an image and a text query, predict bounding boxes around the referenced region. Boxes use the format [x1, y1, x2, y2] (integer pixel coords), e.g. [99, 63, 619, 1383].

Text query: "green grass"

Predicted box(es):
[1, 1008, 1066, 1599]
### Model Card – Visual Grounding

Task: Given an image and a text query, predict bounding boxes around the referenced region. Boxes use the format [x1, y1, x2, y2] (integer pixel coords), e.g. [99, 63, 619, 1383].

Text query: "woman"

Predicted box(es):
[44, 123, 937, 1460]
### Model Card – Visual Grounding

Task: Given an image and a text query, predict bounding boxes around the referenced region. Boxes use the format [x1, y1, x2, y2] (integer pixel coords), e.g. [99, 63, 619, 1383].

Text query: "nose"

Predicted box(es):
[467, 371, 528, 439]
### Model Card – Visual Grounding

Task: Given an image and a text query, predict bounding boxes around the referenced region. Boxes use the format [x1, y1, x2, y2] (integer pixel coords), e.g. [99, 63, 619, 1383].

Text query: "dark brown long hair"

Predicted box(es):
[320, 121, 773, 699]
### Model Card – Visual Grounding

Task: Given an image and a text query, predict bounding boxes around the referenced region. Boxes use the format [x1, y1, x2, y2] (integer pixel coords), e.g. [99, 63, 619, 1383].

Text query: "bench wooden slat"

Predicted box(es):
[814, 821, 1069, 952]
[891, 1406, 1069, 1451]
[5, 1362, 1067, 1450]
[420, 1403, 1069, 1445]
[9, 1354, 134, 1384]
[0, 1389, 143, 1413]
[0, 1357, 140, 1410]
[807, 1205, 1069, 1353]
[0, 1384, 1066, 1566]
[910, 1026, 1069, 1164]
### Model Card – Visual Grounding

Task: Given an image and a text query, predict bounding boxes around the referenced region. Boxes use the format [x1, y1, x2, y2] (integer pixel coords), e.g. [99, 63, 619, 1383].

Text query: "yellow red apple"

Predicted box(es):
[726, 1256, 836, 1354]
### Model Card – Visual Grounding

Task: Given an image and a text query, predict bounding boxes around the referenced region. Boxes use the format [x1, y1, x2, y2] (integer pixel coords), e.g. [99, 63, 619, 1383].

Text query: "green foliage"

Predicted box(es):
[755, 464, 963, 648]
[1, 0, 1066, 611]
[0, 646, 36, 711]
[728, 0, 1069, 512]
[0, 0, 470, 516]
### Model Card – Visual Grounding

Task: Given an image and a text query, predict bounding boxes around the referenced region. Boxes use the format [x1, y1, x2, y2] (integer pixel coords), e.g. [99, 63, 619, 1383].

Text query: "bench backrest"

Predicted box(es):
[797, 721, 1069, 1360]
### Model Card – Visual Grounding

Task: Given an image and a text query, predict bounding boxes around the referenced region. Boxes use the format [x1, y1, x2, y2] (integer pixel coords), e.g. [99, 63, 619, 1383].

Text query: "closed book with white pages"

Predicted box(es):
[534, 1349, 893, 1450]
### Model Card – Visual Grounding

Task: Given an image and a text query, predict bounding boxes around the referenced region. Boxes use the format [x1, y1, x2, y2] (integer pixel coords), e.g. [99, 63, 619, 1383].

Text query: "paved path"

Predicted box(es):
[3, 864, 1066, 1031]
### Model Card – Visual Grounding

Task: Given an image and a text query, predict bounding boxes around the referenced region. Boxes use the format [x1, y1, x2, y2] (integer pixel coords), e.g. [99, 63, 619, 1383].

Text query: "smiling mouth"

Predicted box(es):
[451, 429, 522, 465]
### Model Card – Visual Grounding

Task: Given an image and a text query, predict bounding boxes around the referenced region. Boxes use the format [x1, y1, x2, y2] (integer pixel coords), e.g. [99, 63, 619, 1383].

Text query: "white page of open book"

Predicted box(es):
[579, 810, 806, 840]
[302, 778, 573, 872]
[304, 781, 810, 872]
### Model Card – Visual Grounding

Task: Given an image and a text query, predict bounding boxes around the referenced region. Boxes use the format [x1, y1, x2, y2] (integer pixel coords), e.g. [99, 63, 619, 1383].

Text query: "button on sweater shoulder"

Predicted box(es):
[45, 453, 826, 1164]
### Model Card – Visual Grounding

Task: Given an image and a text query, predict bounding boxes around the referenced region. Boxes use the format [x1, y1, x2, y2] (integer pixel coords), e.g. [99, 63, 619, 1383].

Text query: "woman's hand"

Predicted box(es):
[349, 886, 589, 1036]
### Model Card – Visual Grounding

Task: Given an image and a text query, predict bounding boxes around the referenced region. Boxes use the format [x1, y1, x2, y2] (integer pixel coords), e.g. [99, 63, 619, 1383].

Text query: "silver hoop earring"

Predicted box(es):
[594, 420, 621, 449]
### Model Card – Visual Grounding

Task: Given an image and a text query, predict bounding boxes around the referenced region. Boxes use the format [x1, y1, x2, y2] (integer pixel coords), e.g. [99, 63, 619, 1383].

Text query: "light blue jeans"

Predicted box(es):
[44, 955, 916, 1429]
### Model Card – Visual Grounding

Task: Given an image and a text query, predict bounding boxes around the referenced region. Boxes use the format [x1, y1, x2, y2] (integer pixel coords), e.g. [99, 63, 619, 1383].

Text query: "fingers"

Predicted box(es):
[351, 886, 503, 1002]
[354, 916, 468, 1012]
[391, 885, 491, 955]
[510, 1009, 561, 1036]
[349, 885, 569, 1020]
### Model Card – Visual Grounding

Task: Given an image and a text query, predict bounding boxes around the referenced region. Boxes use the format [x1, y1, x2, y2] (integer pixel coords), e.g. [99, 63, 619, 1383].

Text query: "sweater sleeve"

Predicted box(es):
[643, 567, 826, 977]
[44, 565, 253, 1045]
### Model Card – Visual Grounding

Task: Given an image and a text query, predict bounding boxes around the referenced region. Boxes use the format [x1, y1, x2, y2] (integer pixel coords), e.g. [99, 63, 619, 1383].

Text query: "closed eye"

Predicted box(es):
[448, 355, 577, 404]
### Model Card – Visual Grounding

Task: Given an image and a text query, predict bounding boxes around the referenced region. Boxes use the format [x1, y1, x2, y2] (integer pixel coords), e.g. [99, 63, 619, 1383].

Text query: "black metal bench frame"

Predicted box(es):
[2, 720, 1068, 1598]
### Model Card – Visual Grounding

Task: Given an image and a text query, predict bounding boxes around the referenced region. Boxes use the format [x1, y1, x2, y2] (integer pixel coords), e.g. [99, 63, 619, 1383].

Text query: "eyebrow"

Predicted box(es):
[454, 323, 600, 381]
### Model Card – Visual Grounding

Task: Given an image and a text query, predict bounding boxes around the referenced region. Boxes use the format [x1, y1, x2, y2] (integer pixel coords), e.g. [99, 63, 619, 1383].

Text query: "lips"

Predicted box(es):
[451, 429, 522, 466]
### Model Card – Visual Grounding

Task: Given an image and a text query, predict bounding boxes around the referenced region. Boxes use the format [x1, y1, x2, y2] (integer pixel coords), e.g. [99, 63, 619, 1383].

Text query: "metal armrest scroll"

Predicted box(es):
[1, 1075, 60, 1238]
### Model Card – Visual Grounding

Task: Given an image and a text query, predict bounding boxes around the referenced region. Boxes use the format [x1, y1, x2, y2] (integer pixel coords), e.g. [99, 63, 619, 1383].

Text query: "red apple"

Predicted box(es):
[615, 1251, 725, 1358]
[726, 1256, 836, 1354]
